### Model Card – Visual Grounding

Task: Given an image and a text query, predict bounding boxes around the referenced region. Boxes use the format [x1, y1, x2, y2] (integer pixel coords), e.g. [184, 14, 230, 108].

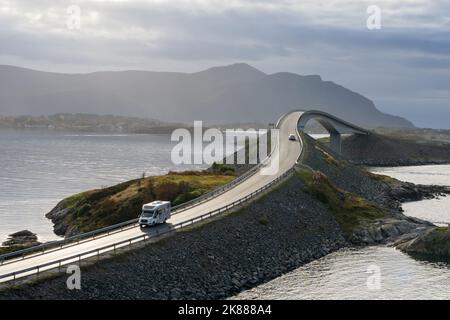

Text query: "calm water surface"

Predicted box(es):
[233, 246, 450, 300]
[372, 165, 450, 225]
[0, 129, 206, 243]
[2, 130, 450, 299]
[234, 165, 450, 300]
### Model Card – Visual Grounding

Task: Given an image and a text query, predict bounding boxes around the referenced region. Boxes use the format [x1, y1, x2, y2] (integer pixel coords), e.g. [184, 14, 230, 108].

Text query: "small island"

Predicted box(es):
[0, 113, 189, 134]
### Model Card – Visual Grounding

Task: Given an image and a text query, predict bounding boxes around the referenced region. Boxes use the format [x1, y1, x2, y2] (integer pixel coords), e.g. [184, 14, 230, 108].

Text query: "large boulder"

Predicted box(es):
[2, 230, 41, 247]
[396, 227, 450, 258]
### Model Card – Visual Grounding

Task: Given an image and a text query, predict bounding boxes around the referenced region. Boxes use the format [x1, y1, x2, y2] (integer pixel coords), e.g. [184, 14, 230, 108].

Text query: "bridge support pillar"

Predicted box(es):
[330, 131, 341, 154]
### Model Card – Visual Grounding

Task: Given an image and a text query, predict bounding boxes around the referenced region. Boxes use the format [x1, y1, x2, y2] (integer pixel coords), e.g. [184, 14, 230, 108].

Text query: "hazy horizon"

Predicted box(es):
[0, 1, 449, 128]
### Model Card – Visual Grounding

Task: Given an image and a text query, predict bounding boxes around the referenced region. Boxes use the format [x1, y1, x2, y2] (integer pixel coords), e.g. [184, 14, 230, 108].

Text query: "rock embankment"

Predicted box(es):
[0, 173, 347, 300]
[396, 227, 450, 258]
[350, 217, 433, 246]
[340, 132, 450, 166]
[385, 180, 448, 203]
[298, 133, 446, 246]
[1, 132, 448, 299]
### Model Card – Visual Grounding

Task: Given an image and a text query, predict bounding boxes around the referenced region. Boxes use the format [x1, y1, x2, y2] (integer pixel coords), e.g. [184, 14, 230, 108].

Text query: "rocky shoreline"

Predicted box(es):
[0, 172, 348, 299]
[2, 230, 39, 247]
[396, 227, 450, 258]
[341, 132, 450, 167]
[1, 133, 449, 299]
[0, 230, 41, 255]
[0, 169, 445, 299]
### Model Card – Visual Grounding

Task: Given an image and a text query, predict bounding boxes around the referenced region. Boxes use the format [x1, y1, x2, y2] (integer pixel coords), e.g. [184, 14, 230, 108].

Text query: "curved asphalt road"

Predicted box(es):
[0, 111, 303, 282]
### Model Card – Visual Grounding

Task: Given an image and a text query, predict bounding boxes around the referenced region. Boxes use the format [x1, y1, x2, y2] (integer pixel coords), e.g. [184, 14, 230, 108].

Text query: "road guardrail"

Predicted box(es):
[0, 112, 292, 266]
[0, 167, 295, 284]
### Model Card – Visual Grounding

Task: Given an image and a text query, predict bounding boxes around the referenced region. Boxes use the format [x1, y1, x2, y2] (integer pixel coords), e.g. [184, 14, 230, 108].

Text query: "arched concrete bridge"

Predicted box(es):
[0, 110, 370, 284]
[297, 110, 369, 154]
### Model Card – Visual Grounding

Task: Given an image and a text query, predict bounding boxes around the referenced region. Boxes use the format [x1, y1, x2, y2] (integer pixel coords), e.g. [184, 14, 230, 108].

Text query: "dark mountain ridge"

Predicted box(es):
[0, 63, 413, 128]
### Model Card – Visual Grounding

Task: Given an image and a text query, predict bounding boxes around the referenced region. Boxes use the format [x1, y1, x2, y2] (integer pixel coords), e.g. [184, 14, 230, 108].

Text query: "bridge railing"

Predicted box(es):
[0, 167, 258, 265]
[297, 110, 369, 135]
[0, 138, 277, 266]
[0, 167, 296, 284]
[0, 116, 288, 266]
[170, 109, 289, 214]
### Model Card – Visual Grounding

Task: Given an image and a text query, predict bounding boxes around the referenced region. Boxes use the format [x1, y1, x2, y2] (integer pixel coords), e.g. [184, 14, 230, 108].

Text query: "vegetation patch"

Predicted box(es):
[313, 145, 343, 168]
[258, 215, 269, 226]
[365, 171, 397, 184]
[397, 226, 450, 259]
[210, 162, 236, 176]
[323, 150, 340, 167]
[298, 169, 387, 236]
[63, 192, 90, 210]
[317, 137, 330, 144]
[0, 245, 30, 255]
[57, 171, 235, 234]
[426, 227, 450, 244]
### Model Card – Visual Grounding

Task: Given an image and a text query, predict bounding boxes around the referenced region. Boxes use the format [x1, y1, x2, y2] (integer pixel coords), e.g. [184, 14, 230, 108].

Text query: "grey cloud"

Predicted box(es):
[0, 0, 449, 128]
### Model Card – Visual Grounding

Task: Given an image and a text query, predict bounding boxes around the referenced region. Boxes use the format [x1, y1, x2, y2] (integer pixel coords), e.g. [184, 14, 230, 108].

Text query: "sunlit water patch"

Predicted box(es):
[0, 130, 208, 243]
[233, 246, 450, 300]
[234, 164, 450, 299]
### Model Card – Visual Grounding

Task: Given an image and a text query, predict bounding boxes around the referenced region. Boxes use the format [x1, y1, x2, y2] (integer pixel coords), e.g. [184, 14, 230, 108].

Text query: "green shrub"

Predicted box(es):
[258, 215, 269, 226]
[173, 188, 207, 206]
[211, 162, 236, 175]
[64, 192, 86, 209]
[76, 203, 92, 217]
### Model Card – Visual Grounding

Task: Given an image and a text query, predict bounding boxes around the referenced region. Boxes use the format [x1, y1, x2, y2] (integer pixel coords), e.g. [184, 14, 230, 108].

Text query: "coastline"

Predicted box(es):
[1, 132, 450, 298]
[234, 165, 450, 300]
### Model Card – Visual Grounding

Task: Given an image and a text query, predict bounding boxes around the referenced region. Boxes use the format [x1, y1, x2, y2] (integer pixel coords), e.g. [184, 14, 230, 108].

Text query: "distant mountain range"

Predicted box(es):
[0, 63, 413, 128]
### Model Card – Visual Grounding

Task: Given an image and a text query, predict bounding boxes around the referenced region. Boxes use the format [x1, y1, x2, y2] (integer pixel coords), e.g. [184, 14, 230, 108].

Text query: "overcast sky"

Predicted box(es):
[1, 0, 449, 128]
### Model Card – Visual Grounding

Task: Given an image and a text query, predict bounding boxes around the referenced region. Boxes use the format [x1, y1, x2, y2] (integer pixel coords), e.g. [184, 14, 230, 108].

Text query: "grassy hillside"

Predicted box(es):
[298, 169, 387, 236]
[47, 168, 235, 236]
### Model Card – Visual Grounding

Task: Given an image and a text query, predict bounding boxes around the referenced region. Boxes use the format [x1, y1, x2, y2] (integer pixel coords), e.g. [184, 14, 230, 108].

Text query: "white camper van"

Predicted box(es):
[139, 201, 171, 227]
